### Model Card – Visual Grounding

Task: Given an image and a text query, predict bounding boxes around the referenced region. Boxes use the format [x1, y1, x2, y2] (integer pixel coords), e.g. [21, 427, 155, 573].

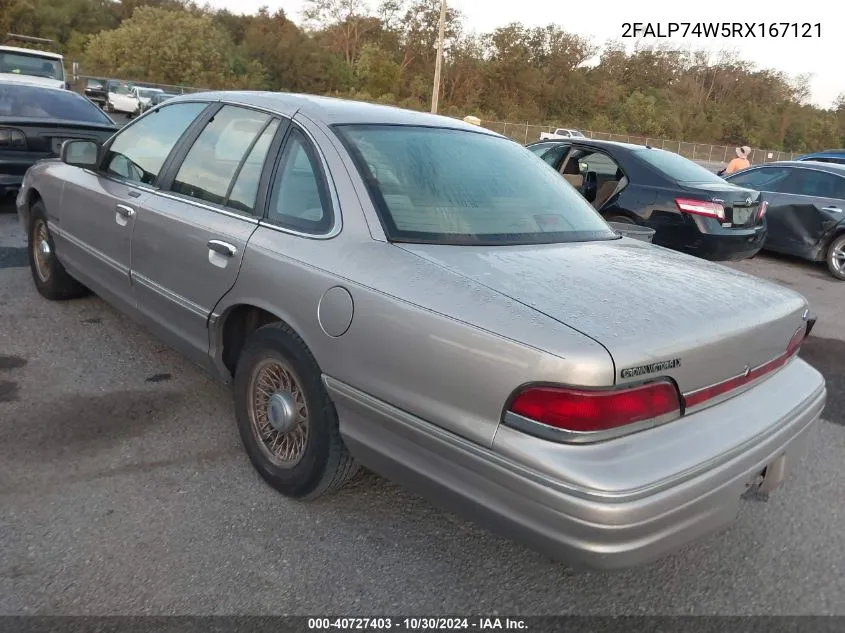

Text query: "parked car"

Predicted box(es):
[128, 86, 165, 117]
[105, 80, 138, 114]
[793, 149, 845, 166]
[0, 35, 67, 90]
[16, 92, 825, 570]
[137, 91, 178, 115]
[539, 127, 585, 140]
[725, 161, 845, 279]
[83, 77, 109, 108]
[0, 80, 118, 198]
[526, 138, 768, 261]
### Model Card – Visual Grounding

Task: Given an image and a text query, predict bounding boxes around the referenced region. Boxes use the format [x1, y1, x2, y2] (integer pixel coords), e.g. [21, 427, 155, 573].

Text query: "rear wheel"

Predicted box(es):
[604, 214, 635, 225]
[233, 322, 358, 500]
[28, 201, 87, 300]
[826, 234, 845, 280]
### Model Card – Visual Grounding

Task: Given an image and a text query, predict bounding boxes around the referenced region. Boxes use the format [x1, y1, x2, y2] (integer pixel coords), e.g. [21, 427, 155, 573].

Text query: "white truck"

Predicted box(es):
[0, 34, 67, 90]
[539, 128, 586, 140]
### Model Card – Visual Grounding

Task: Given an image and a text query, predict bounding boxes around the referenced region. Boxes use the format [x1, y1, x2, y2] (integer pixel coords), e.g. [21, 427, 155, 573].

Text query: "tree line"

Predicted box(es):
[2, 0, 844, 152]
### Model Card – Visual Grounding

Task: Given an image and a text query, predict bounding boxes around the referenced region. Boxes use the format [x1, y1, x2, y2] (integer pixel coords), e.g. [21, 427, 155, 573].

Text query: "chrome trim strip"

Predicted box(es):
[324, 373, 826, 503]
[501, 409, 681, 445]
[49, 223, 129, 276]
[146, 189, 260, 224]
[681, 354, 796, 415]
[131, 272, 208, 319]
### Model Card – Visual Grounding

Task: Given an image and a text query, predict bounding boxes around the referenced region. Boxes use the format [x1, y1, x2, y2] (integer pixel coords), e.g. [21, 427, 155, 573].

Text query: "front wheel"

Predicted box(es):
[826, 234, 845, 280]
[604, 214, 635, 225]
[28, 201, 87, 300]
[233, 322, 358, 500]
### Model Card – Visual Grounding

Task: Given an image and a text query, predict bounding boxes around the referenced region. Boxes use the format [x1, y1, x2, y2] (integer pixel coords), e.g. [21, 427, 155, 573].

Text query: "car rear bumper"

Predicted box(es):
[327, 358, 825, 570]
[654, 218, 766, 261]
[0, 172, 25, 197]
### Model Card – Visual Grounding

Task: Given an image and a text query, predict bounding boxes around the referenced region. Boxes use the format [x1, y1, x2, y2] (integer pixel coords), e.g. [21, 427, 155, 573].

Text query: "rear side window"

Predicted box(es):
[266, 128, 333, 233]
[727, 167, 791, 191]
[103, 102, 207, 184]
[227, 119, 281, 213]
[777, 169, 845, 199]
[0, 83, 111, 123]
[634, 147, 726, 184]
[171, 105, 273, 210]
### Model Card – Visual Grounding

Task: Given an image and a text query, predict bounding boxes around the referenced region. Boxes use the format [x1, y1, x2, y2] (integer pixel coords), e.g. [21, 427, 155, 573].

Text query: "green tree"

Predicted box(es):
[83, 6, 265, 88]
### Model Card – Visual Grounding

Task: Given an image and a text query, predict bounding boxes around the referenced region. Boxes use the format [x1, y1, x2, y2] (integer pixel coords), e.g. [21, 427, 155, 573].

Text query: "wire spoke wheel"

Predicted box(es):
[32, 219, 52, 283]
[247, 357, 309, 468]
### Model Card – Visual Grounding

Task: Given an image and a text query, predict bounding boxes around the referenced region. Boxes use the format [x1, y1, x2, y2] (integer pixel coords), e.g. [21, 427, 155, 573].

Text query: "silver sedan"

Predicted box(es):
[15, 92, 826, 569]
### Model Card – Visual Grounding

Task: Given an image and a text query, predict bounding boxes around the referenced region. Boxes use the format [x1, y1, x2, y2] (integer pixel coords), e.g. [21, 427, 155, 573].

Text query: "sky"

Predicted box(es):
[206, 0, 840, 109]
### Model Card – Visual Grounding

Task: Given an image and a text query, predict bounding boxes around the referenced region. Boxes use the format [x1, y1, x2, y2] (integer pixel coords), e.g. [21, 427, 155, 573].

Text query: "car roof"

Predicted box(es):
[526, 137, 647, 152]
[752, 161, 845, 175]
[168, 91, 502, 134]
[0, 45, 63, 60]
[0, 77, 68, 92]
[798, 150, 845, 157]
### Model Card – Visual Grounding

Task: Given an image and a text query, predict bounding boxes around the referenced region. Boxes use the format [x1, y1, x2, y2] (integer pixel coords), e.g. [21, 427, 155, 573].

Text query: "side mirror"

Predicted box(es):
[60, 140, 99, 168]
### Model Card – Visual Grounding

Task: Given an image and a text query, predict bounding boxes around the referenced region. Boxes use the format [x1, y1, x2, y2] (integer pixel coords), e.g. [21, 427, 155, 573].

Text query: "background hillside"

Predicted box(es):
[3, 0, 844, 151]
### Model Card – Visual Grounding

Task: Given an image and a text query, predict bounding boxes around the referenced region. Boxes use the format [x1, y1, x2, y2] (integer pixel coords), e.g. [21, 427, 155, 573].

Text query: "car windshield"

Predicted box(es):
[0, 51, 63, 80]
[0, 83, 113, 123]
[570, 131, 585, 138]
[109, 83, 131, 95]
[137, 89, 160, 98]
[634, 147, 727, 184]
[336, 124, 617, 245]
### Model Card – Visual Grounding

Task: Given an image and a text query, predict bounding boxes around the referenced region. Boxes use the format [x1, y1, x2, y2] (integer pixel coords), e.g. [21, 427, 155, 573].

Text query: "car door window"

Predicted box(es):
[171, 105, 272, 209]
[777, 169, 843, 198]
[102, 102, 207, 185]
[538, 144, 570, 169]
[227, 119, 281, 213]
[266, 128, 333, 234]
[727, 167, 791, 191]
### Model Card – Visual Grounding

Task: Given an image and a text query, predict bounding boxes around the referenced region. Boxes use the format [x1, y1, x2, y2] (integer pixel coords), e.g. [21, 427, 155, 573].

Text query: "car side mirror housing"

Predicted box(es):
[60, 140, 100, 168]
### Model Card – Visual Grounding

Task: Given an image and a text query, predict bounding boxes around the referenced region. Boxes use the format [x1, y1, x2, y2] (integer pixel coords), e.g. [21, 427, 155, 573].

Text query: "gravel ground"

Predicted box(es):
[1, 207, 843, 615]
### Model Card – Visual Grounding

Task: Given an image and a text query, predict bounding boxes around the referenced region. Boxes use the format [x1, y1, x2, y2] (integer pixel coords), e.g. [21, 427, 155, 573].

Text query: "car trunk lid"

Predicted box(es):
[399, 238, 809, 402]
[679, 181, 764, 228]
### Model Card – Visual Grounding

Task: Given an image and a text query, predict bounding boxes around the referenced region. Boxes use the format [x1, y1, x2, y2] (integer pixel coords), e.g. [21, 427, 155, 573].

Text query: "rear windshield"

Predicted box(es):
[336, 124, 617, 245]
[0, 83, 113, 124]
[0, 51, 63, 81]
[634, 147, 726, 184]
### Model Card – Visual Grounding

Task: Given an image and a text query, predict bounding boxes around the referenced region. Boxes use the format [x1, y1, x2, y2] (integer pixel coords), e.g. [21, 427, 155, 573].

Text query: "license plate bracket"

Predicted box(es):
[732, 206, 754, 225]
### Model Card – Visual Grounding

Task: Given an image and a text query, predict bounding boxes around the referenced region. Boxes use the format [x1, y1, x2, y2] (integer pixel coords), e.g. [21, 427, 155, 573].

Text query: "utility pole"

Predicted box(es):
[430, 0, 447, 114]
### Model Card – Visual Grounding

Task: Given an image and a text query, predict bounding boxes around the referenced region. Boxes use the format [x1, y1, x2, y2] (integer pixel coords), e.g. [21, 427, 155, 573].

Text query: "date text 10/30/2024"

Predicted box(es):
[621, 23, 821, 38]
[308, 618, 528, 630]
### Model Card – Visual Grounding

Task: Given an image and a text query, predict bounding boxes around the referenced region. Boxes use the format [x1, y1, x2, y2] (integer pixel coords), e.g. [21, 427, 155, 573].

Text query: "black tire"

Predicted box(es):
[604, 214, 635, 224]
[106, 101, 114, 113]
[826, 233, 845, 280]
[233, 322, 358, 500]
[27, 201, 87, 300]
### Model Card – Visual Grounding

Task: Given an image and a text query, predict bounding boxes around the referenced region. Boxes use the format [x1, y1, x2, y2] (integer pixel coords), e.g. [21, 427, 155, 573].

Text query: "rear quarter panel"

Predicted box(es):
[213, 119, 614, 448]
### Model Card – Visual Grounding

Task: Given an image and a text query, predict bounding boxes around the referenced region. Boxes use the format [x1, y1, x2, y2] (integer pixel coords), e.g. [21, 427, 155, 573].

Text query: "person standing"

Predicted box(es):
[724, 146, 752, 174]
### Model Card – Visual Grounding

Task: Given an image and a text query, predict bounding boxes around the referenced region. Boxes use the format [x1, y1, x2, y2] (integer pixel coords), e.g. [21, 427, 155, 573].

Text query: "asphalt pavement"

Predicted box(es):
[1, 207, 844, 615]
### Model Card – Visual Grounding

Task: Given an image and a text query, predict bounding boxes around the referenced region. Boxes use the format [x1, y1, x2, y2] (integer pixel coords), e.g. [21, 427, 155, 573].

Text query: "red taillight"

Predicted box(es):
[684, 326, 808, 409]
[675, 198, 726, 222]
[756, 200, 768, 221]
[507, 381, 681, 434]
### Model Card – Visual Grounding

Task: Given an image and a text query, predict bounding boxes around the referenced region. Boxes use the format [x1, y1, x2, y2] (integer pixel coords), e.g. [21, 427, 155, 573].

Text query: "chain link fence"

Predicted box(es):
[67, 71, 802, 165]
[482, 121, 799, 166]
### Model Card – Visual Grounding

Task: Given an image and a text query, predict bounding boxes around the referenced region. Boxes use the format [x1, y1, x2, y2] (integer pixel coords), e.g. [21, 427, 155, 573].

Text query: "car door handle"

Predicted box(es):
[822, 206, 843, 213]
[115, 204, 135, 218]
[207, 240, 237, 257]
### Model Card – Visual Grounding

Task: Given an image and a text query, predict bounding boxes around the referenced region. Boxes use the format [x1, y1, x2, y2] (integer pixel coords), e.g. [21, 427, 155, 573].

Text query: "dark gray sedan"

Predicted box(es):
[726, 161, 845, 279]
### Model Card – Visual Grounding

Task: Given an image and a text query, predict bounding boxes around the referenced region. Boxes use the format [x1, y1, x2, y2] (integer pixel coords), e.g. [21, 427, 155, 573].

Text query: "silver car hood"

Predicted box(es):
[399, 238, 809, 394]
